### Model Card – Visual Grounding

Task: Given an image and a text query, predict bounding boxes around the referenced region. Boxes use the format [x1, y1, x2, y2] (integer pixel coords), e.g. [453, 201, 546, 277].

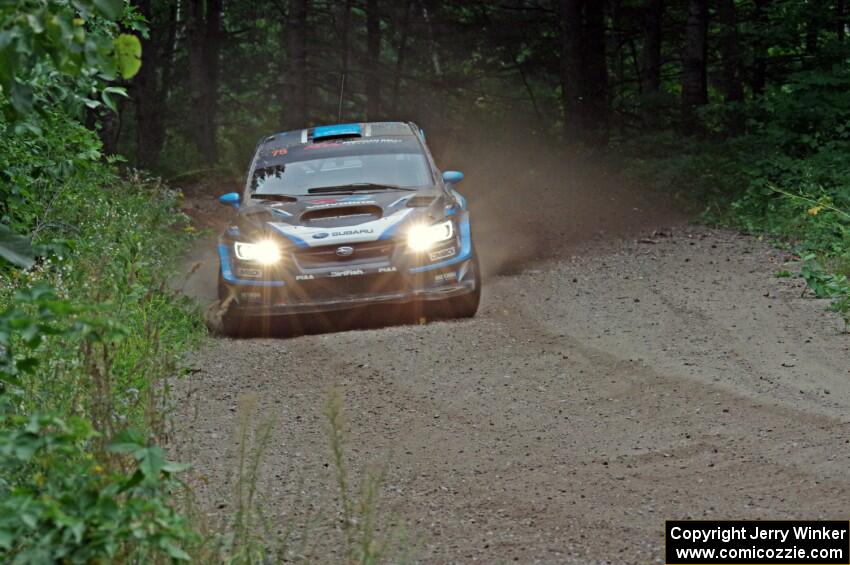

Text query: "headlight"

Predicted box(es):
[407, 220, 454, 251]
[233, 239, 282, 264]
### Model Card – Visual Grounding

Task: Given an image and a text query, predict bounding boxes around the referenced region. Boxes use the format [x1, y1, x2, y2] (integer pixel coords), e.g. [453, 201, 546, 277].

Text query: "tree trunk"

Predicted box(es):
[133, 0, 161, 167]
[187, 0, 222, 165]
[717, 0, 743, 103]
[559, 0, 583, 143]
[582, 0, 608, 145]
[420, 0, 442, 78]
[332, 0, 353, 121]
[641, 0, 663, 94]
[205, 0, 222, 136]
[133, 0, 176, 168]
[681, 0, 708, 130]
[87, 101, 123, 156]
[366, 0, 382, 120]
[282, 0, 308, 129]
[805, 0, 825, 57]
[751, 0, 770, 96]
[134, 61, 162, 168]
[186, 0, 209, 161]
[837, 0, 846, 42]
[391, 0, 413, 116]
[277, 6, 287, 127]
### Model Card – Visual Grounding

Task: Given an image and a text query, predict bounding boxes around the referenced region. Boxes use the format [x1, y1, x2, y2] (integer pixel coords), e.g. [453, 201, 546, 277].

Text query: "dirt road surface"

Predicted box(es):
[174, 148, 849, 563]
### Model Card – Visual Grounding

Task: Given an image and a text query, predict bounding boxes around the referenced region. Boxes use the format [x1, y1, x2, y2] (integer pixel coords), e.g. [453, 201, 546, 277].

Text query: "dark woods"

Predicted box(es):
[116, 0, 849, 173]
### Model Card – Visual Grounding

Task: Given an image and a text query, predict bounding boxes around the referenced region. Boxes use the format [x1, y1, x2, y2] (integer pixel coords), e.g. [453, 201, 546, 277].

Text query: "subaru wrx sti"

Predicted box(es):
[216, 121, 480, 335]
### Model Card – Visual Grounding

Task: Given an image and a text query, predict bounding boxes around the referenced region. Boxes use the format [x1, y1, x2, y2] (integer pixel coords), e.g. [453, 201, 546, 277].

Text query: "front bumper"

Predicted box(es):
[219, 216, 475, 316]
[226, 273, 475, 316]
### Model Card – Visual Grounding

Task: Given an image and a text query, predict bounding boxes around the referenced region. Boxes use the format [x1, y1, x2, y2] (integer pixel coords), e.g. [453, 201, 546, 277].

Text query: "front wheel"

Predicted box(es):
[219, 311, 244, 337]
[429, 252, 481, 320]
[216, 270, 249, 337]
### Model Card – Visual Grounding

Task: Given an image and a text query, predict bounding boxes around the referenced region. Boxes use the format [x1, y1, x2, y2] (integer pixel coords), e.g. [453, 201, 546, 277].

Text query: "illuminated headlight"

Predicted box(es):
[407, 220, 454, 252]
[233, 240, 282, 264]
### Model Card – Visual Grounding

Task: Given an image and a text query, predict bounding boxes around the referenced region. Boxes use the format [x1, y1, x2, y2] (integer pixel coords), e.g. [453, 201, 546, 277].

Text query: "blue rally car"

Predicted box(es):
[216, 121, 480, 335]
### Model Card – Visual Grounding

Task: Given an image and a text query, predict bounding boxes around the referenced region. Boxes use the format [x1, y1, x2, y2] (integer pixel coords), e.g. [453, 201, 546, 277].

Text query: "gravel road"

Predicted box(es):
[174, 149, 849, 563]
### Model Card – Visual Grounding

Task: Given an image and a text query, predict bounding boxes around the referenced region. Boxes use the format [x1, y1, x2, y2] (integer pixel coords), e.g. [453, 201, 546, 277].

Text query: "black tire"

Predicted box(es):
[217, 270, 248, 337]
[217, 270, 228, 301]
[216, 270, 292, 337]
[220, 310, 245, 337]
[429, 251, 481, 320]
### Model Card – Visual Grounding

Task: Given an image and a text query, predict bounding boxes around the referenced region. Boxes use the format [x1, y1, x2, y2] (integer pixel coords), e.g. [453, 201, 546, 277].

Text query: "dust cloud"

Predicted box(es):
[433, 125, 689, 277]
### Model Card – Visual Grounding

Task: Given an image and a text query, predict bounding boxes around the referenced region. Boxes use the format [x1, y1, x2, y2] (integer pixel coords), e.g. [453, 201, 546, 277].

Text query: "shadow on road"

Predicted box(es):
[214, 303, 434, 339]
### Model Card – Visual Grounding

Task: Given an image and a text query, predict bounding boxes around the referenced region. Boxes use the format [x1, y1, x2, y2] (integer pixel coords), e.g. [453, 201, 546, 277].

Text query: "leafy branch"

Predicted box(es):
[766, 184, 850, 222]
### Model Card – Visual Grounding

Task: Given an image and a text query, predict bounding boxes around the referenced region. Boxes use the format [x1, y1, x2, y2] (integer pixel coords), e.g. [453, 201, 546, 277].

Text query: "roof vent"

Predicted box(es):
[311, 123, 362, 141]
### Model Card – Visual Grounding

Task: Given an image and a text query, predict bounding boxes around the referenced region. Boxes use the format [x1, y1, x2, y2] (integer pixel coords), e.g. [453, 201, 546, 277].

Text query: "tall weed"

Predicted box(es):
[187, 390, 404, 564]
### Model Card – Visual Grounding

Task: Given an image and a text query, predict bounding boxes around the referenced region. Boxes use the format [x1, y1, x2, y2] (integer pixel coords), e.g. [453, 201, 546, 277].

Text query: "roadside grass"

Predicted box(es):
[183, 390, 407, 564]
[627, 151, 850, 332]
[0, 107, 206, 561]
[0, 171, 205, 432]
[724, 188, 848, 332]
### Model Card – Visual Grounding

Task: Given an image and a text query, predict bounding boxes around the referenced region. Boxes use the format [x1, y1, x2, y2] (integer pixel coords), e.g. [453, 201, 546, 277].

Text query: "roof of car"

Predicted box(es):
[260, 121, 423, 150]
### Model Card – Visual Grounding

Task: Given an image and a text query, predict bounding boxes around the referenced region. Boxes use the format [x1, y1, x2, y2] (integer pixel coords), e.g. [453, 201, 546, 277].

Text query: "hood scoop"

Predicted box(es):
[252, 194, 297, 203]
[406, 196, 438, 208]
[300, 205, 383, 228]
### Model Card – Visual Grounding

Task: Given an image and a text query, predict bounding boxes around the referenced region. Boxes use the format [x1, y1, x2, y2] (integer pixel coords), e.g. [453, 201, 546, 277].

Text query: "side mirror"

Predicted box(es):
[442, 171, 464, 185]
[218, 192, 241, 209]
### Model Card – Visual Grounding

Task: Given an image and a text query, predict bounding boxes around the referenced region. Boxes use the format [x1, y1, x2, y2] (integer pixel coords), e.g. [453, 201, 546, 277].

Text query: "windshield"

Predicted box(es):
[252, 153, 432, 196]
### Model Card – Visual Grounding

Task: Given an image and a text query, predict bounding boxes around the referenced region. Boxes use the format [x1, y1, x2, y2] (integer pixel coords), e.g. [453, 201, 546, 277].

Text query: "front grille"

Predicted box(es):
[293, 240, 395, 269]
[289, 273, 405, 301]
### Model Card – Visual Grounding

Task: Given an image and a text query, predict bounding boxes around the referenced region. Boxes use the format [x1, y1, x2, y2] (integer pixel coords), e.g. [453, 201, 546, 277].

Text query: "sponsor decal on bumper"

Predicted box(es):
[330, 269, 365, 277]
[429, 247, 456, 262]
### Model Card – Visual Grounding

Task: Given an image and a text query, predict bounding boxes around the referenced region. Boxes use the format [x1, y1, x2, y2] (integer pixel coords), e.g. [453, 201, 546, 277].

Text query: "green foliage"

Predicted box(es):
[0, 1, 207, 561]
[0, 288, 195, 563]
[113, 34, 142, 80]
[0, 0, 142, 120]
[0, 93, 112, 276]
[801, 254, 850, 330]
[801, 255, 849, 299]
[0, 103, 203, 423]
[325, 389, 392, 565]
[0, 225, 34, 269]
[0, 415, 194, 563]
[0, 284, 109, 392]
[0, 55, 204, 559]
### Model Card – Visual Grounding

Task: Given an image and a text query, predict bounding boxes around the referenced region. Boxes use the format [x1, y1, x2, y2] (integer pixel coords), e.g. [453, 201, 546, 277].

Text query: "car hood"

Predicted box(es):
[232, 189, 447, 248]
